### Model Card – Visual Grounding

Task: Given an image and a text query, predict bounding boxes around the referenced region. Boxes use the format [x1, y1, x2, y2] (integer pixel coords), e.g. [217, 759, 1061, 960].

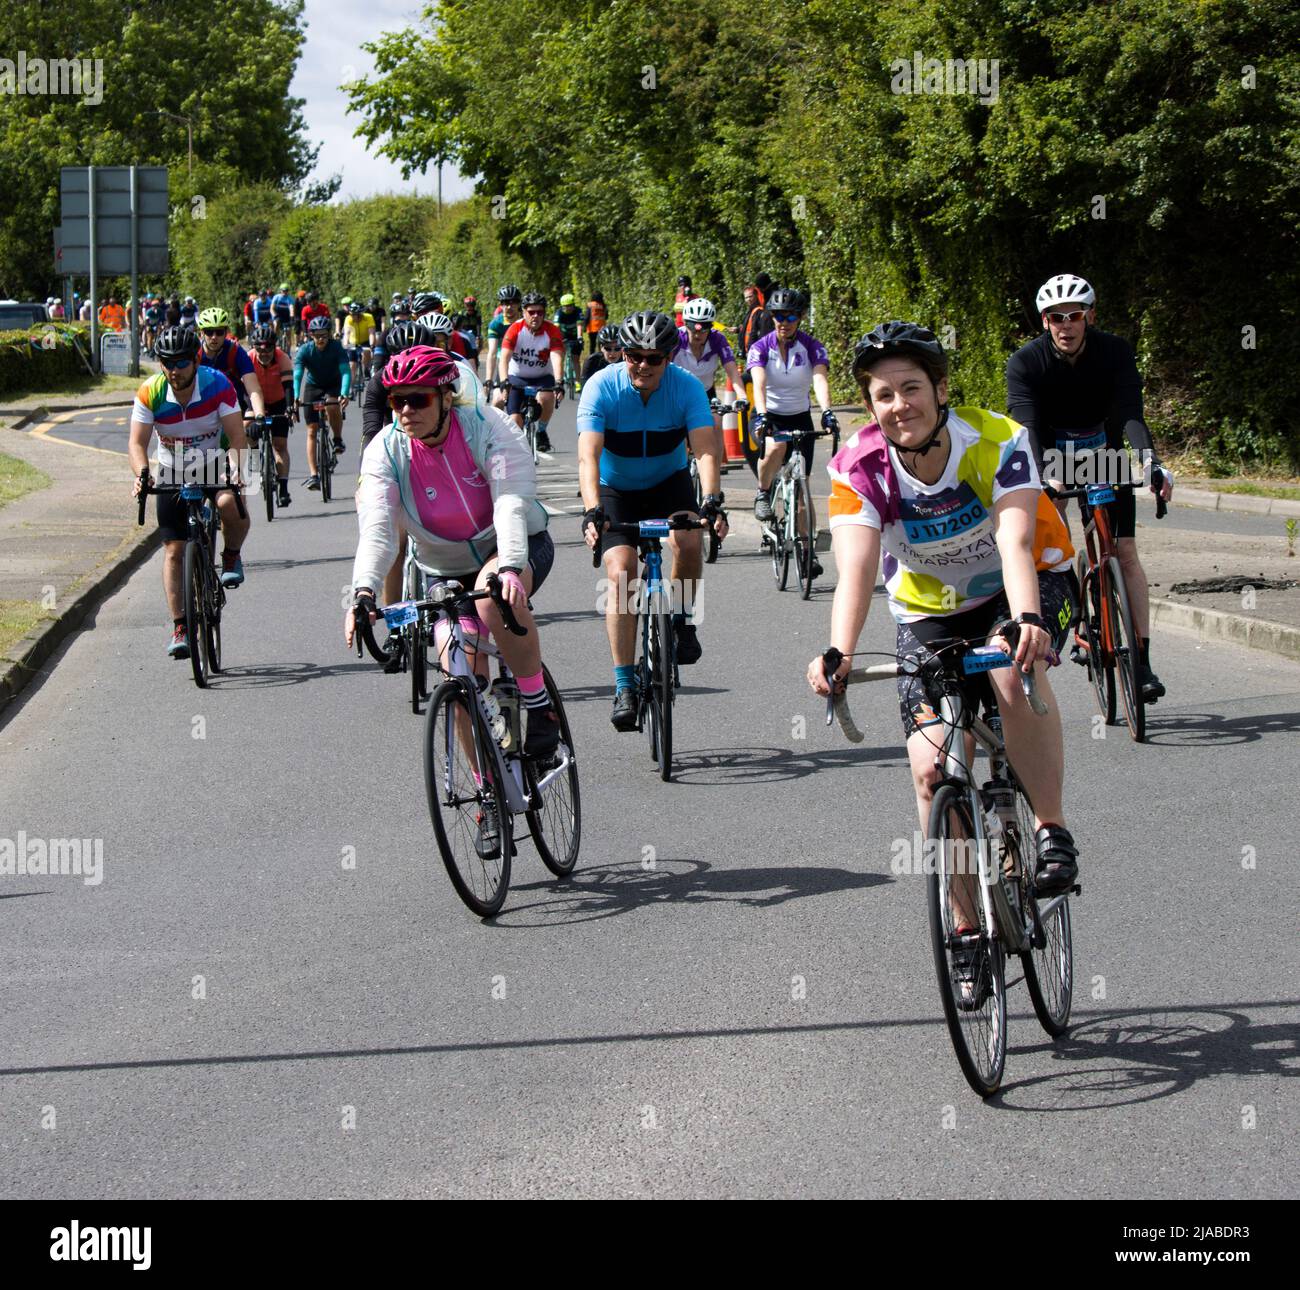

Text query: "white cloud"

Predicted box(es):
[293, 0, 475, 204]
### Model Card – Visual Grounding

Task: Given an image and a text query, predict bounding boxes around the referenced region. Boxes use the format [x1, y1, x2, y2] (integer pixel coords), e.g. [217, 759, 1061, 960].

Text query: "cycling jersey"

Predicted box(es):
[576, 361, 713, 490]
[251, 298, 272, 325]
[828, 407, 1073, 623]
[674, 327, 734, 386]
[132, 368, 238, 472]
[353, 400, 548, 588]
[271, 292, 293, 321]
[301, 301, 331, 328]
[486, 312, 511, 342]
[1005, 327, 1154, 474]
[251, 347, 294, 405]
[746, 330, 827, 414]
[554, 304, 582, 338]
[199, 338, 254, 385]
[580, 352, 611, 384]
[370, 305, 386, 333]
[343, 313, 376, 349]
[293, 339, 352, 399]
[503, 319, 563, 379]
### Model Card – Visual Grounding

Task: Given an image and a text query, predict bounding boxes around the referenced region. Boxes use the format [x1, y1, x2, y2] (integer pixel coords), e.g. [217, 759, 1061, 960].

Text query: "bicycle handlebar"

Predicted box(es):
[136, 468, 247, 526]
[1052, 476, 1168, 520]
[588, 516, 714, 567]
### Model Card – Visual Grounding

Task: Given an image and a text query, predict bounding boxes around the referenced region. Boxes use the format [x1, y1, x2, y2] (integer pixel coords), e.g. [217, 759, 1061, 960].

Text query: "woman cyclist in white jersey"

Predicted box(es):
[673, 297, 747, 442]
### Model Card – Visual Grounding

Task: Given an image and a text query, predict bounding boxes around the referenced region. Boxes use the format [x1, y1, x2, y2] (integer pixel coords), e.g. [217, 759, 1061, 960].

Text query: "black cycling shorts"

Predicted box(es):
[427, 529, 555, 599]
[1071, 489, 1136, 541]
[156, 488, 235, 544]
[765, 409, 815, 474]
[248, 399, 291, 440]
[505, 374, 557, 415]
[598, 469, 699, 555]
[894, 569, 1077, 739]
[301, 382, 342, 425]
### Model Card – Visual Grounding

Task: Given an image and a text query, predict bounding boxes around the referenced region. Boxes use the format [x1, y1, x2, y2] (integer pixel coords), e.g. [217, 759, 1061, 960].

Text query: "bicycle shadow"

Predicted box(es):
[244, 555, 354, 573]
[495, 857, 893, 928]
[1141, 706, 1300, 747]
[993, 999, 1300, 1111]
[669, 744, 904, 785]
[206, 661, 379, 688]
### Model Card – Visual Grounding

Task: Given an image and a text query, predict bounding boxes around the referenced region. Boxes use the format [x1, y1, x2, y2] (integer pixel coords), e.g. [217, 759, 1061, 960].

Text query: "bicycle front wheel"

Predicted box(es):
[927, 784, 1007, 1097]
[1106, 557, 1145, 742]
[183, 539, 208, 689]
[262, 440, 275, 522]
[205, 570, 223, 675]
[645, 609, 674, 780]
[1080, 559, 1115, 725]
[796, 473, 815, 600]
[424, 680, 512, 917]
[526, 664, 581, 876]
[771, 487, 790, 590]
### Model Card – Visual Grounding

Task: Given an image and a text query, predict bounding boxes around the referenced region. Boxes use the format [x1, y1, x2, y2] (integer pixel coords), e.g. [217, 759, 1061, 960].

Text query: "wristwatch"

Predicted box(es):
[498, 565, 522, 576]
[1013, 613, 1045, 628]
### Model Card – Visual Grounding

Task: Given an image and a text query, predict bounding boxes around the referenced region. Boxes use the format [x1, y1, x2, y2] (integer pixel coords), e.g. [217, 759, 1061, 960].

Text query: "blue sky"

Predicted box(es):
[293, 0, 475, 204]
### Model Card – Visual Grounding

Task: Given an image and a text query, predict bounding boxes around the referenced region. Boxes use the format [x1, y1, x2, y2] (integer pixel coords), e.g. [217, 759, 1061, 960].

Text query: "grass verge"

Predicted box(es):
[0, 452, 51, 510]
[0, 599, 53, 662]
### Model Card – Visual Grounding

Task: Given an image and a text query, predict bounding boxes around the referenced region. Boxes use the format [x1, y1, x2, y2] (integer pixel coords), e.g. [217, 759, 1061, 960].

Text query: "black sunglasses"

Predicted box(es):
[388, 392, 438, 411]
[625, 350, 667, 367]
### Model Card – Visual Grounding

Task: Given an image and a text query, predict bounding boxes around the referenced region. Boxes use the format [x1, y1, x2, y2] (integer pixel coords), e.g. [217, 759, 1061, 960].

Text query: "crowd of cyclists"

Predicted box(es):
[129, 268, 1174, 902]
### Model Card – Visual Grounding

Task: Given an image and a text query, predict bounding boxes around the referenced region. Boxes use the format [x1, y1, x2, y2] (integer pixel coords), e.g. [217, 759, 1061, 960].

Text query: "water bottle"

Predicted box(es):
[482, 690, 507, 746]
[492, 676, 521, 753]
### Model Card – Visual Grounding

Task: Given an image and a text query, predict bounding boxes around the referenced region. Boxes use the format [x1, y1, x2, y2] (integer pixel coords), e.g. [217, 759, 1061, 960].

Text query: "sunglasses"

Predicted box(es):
[690, 321, 711, 330]
[1047, 309, 1088, 323]
[201, 328, 227, 338]
[771, 312, 800, 323]
[524, 308, 544, 318]
[161, 357, 194, 370]
[625, 350, 667, 367]
[388, 391, 439, 411]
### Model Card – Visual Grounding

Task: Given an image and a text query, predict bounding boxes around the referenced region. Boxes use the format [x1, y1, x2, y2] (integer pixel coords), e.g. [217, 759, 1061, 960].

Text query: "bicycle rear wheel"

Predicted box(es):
[319, 425, 334, 502]
[205, 570, 223, 675]
[526, 664, 581, 876]
[183, 539, 208, 689]
[1106, 557, 1145, 741]
[1004, 776, 1073, 1036]
[1079, 558, 1115, 724]
[424, 680, 512, 917]
[796, 474, 815, 600]
[927, 784, 1007, 1097]
[771, 486, 790, 590]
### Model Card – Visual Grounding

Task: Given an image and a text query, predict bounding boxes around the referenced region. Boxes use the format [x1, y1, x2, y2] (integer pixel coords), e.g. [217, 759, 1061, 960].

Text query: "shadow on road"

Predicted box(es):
[244, 554, 354, 573]
[205, 661, 379, 688]
[994, 1001, 1300, 1111]
[1141, 707, 1300, 747]
[497, 857, 892, 927]
[669, 744, 903, 784]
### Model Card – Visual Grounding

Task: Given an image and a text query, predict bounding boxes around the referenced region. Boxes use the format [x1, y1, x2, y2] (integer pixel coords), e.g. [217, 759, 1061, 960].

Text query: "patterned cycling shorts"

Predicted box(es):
[895, 569, 1077, 739]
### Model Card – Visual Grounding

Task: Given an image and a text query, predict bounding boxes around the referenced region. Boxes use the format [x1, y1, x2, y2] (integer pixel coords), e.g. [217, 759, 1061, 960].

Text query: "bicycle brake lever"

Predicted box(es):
[1019, 665, 1049, 716]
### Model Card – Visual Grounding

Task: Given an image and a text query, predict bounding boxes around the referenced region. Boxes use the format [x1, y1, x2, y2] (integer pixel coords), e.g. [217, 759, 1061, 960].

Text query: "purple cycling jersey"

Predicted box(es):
[745, 329, 828, 414]
[673, 327, 734, 386]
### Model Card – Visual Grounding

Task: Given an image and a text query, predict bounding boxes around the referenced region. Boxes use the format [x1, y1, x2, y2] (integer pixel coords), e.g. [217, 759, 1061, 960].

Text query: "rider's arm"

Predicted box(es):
[360, 370, 387, 453]
[1111, 336, 1156, 461]
[337, 346, 353, 398]
[128, 416, 153, 479]
[722, 358, 743, 392]
[829, 523, 880, 658]
[292, 346, 305, 403]
[750, 364, 768, 415]
[352, 450, 402, 596]
[220, 405, 248, 458]
[240, 371, 266, 418]
[1005, 349, 1050, 476]
[578, 427, 603, 513]
[812, 364, 831, 413]
[992, 491, 1044, 623]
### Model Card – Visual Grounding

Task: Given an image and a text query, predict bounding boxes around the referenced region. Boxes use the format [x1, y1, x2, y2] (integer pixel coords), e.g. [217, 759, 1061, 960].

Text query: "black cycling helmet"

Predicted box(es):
[154, 324, 199, 361]
[348, 301, 363, 315]
[369, 295, 381, 308]
[850, 320, 949, 382]
[521, 290, 546, 308]
[385, 319, 436, 354]
[307, 314, 332, 334]
[497, 284, 522, 304]
[411, 292, 438, 315]
[617, 310, 679, 355]
[766, 288, 804, 313]
[250, 323, 277, 347]
[597, 323, 622, 347]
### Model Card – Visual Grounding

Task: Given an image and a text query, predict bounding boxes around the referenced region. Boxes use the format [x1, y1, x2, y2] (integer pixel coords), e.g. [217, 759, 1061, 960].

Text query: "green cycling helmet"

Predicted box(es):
[560, 292, 576, 306]
[340, 296, 353, 306]
[197, 306, 230, 330]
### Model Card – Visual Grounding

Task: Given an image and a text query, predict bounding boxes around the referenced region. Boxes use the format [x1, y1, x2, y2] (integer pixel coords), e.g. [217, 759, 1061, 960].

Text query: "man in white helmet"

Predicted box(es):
[1006, 274, 1174, 703]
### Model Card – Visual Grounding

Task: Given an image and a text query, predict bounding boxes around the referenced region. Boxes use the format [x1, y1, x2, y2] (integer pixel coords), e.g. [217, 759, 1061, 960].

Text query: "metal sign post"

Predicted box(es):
[130, 165, 139, 376]
[88, 165, 97, 372]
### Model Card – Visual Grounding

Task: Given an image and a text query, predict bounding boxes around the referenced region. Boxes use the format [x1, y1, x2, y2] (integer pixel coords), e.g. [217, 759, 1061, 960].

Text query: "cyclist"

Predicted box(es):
[1006, 274, 1174, 703]
[484, 284, 523, 403]
[271, 283, 293, 338]
[128, 324, 251, 657]
[346, 346, 560, 830]
[807, 322, 1081, 915]
[554, 292, 584, 388]
[249, 290, 272, 332]
[578, 311, 728, 730]
[580, 323, 622, 384]
[301, 291, 330, 333]
[460, 295, 482, 349]
[675, 297, 747, 439]
[499, 291, 563, 453]
[361, 318, 438, 462]
[196, 307, 266, 420]
[582, 292, 607, 355]
[368, 295, 386, 338]
[672, 275, 695, 327]
[294, 314, 352, 490]
[343, 301, 377, 386]
[143, 295, 165, 353]
[179, 296, 199, 329]
[748, 288, 838, 582]
[417, 310, 473, 362]
[292, 290, 308, 343]
[249, 322, 297, 509]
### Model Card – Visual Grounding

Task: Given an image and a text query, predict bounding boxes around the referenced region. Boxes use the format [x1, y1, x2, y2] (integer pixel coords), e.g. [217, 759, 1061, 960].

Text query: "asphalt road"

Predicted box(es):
[2, 398, 1296, 1198]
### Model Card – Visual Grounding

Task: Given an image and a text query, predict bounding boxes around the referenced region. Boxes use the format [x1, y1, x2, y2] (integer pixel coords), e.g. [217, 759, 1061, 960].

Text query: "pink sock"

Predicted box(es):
[516, 670, 545, 697]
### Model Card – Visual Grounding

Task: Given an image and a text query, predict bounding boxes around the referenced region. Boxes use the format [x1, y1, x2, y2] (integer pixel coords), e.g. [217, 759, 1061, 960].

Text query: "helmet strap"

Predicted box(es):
[888, 402, 950, 459]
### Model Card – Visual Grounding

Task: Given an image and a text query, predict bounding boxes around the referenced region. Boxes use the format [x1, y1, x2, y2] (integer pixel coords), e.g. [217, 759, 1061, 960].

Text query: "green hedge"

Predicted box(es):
[0, 326, 89, 397]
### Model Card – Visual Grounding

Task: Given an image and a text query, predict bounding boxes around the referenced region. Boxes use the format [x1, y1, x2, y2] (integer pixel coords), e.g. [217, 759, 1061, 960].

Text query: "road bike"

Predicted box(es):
[561, 344, 579, 400]
[137, 468, 246, 690]
[519, 384, 549, 461]
[595, 517, 713, 782]
[308, 397, 344, 502]
[823, 636, 1075, 1097]
[355, 578, 580, 917]
[1055, 478, 1166, 742]
[688, 406, 725, 566]
[755, 423, 837, 600]
[245, 411, 291, 522]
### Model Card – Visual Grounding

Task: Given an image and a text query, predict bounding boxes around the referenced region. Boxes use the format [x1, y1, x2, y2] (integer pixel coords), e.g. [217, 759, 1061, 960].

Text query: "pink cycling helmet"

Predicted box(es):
[382, 344, 460, 389]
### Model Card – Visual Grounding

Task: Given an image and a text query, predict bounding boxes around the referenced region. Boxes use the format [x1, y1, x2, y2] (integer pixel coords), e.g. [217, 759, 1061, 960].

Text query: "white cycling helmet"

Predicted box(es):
[1035, 274, 1095, 314]
[682, 296, 716, 324]
[417, 311, 453, 334]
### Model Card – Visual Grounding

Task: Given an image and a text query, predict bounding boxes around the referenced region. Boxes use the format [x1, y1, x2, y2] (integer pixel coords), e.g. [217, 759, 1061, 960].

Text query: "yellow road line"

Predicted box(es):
[29, 423, 127, 458]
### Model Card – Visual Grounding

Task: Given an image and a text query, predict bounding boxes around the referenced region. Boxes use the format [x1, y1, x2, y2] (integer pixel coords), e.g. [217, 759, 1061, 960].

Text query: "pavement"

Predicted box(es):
[1, 396, 1295, 1200]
